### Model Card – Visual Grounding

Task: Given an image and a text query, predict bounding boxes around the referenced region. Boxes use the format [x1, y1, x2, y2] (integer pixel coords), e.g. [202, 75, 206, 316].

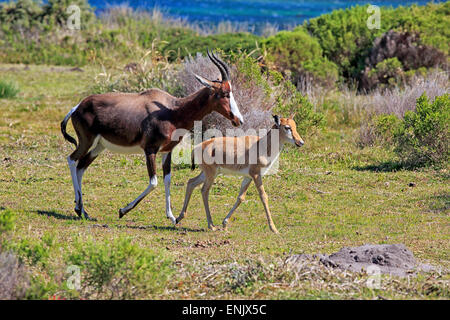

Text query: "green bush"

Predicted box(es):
[66, 237, 173, 299]
[0, 0, 94, 32]
[0, 209, 16, 233]
[0, 79, 20, 99]
[305, 3, 450, 80]
[263, 27, 339, 87]
[8, 239, 50, 267]
[394, 93, 449, 167]
[369, 113, 402, 146]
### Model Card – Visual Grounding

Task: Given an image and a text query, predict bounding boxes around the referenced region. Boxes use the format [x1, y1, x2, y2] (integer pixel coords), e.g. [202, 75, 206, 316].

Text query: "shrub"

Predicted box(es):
[357, 71, 449, 147]
[358, 114, 402, 147]
[305, 3, 450, 86]
[0, 79, 20, 99]
[0, 209, 16, 233]
[8, 238, 50, 267]
[0, 0, 94, 32]
[92, 47, 182, 96]
[394, 93, 449, 167]
[263, 27, 339, 88]
[177, 52, 323, 134]
[360, 31, 447, 91]
[66, 237, 173, 299]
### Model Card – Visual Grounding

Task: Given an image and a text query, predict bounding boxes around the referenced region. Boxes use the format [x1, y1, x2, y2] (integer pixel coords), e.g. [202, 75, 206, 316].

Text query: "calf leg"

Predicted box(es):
[119, 149, 157, 218]
[176, 172, 205, 224]
[252, 174, 279, 234]
[201, 175, 217, 231]
[222, 177, 252, 229]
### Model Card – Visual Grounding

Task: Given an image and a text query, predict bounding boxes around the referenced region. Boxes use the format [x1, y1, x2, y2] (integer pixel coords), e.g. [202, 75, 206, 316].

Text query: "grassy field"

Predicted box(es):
[0, 64, 449, 299]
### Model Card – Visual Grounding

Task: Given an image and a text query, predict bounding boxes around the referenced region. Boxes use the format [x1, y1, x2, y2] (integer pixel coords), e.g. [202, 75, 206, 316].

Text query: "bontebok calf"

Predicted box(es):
[176, 115, 304, 233]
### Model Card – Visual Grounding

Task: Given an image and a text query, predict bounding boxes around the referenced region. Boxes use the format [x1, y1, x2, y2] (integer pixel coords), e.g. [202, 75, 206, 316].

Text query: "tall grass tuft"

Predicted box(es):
[0, 80, 19, 99]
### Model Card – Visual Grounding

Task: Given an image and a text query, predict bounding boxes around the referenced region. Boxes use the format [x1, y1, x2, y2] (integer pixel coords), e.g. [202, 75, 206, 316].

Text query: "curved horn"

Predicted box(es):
[207, 49, 229, 81]
[212, 51, 231, 80]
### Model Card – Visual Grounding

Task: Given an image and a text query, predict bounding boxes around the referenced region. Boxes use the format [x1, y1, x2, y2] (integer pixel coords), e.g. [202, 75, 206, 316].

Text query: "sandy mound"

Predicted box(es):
[288, 244, 435, 277]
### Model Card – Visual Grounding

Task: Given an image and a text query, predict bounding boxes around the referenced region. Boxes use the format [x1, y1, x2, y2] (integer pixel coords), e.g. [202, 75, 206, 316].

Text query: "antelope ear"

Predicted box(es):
[273, 115, 281, 127]
[194, 74, 213, 88]
[290, 112, 297, 119]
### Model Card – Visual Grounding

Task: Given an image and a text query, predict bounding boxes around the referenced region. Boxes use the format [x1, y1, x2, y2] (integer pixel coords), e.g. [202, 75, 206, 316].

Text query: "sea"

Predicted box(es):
[88, 0, 445, 29]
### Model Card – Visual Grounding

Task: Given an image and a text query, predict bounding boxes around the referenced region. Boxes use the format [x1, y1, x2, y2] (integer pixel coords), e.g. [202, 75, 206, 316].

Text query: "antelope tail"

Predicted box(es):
[60, 104, 79, 148]
[191, 149, 196, 171]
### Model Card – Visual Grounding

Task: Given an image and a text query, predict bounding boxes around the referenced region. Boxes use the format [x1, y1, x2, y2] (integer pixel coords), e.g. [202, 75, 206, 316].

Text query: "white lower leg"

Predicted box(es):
[164, 173, 176, 224]
[67, 157, 81, 209]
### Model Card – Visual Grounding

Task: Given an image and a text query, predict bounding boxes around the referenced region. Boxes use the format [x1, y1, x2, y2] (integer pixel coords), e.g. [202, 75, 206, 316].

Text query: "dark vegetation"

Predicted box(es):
[1, 1, 448, 89]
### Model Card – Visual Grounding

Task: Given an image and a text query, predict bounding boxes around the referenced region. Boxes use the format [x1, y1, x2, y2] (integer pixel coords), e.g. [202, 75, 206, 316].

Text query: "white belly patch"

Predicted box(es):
[217, 167, 250, 177]
[99, 137, 143, 154]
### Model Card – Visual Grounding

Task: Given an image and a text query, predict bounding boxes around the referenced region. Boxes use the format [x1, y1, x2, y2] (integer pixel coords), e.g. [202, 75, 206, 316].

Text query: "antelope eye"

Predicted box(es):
[285, 126, 291, 131]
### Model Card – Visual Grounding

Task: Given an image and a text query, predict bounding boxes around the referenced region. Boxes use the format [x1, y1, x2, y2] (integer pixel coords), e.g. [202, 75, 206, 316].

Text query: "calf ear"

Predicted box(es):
[273, 115, 281, 127]
[194, 74, 213, 88]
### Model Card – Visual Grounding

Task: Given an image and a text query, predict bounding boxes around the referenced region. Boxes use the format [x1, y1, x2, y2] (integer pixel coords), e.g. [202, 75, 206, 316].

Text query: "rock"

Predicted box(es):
[288, 244, 436, 277]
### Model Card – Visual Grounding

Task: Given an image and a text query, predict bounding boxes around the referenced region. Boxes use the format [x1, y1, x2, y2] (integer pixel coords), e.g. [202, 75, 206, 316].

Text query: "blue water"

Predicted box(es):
[89, 0, 445, 29]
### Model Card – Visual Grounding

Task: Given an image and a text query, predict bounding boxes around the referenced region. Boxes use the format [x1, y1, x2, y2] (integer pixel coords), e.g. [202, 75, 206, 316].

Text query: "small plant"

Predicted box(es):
[0, 209, 16, 233]
[66, 237, 173, 299]
[394, 93, 449, 167]
[0, 80, 19, 99]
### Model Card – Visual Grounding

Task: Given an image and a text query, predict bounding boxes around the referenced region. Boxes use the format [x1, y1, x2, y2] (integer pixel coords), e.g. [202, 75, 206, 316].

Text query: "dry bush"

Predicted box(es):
[357, 70, 449, 147]
[363, 70, 449, 117]
[178, 53, 275, 133]
[0, 251, 30, 300]
[360, 31, 447, 91]
[92, 44, 182, 96]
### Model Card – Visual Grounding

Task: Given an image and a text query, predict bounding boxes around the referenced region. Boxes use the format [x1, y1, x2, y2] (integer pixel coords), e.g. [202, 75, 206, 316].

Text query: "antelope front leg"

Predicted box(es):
[222, 177, 252, 229]
[119, 149, 157, 218]
[252, 174, 279, 234]
[162, 153, 176, 225]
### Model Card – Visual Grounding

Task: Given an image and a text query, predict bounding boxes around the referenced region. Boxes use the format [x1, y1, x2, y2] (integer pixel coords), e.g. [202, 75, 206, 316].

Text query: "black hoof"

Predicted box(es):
[119, 209, 125, 219]
[74, 207, 82, 218]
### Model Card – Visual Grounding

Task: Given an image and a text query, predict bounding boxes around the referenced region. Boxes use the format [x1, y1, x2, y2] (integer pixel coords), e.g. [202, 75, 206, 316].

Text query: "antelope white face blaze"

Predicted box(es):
[229, 84, 244, 124]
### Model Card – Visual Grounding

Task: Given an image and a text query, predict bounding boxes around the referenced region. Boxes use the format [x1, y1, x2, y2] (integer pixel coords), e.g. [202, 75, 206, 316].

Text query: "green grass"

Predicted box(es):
[0, 64, 448, 299]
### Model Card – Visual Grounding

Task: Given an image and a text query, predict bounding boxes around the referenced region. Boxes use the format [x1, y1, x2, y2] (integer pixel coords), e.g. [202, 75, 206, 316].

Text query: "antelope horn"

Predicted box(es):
[212, 51, 231, 80]
[207, 49, 229, 81]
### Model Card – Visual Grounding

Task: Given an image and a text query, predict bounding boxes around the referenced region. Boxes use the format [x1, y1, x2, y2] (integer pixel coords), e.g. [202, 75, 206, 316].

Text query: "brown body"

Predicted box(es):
[61, 51, 244, 221]
[176, 116, 304, 233]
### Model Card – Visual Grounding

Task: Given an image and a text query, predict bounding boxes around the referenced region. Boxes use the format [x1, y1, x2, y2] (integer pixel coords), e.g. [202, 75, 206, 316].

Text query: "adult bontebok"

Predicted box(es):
[176, 115, 304, 233]
[60, 51, 243, 221]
